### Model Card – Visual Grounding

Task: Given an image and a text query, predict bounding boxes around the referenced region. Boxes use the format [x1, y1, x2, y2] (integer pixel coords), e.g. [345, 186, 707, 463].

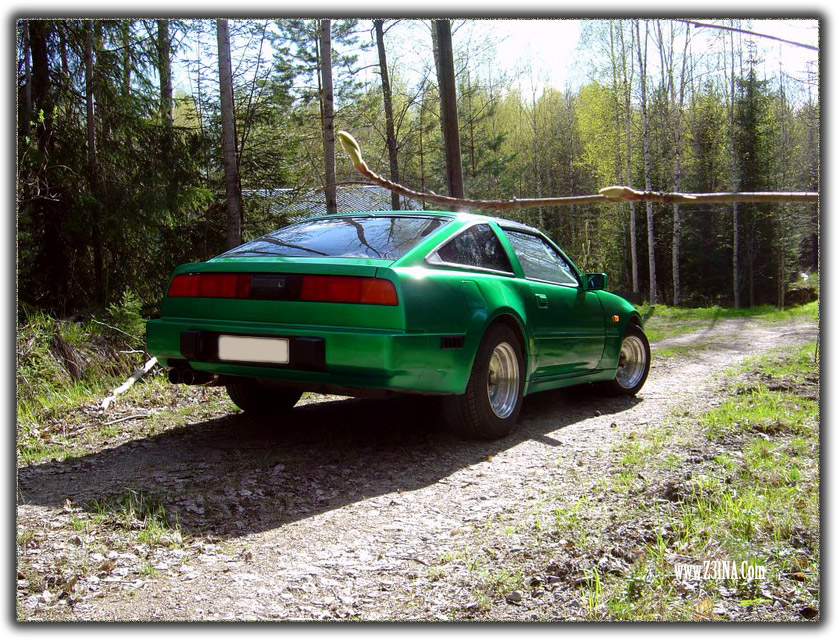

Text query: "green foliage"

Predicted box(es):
[106, 290, 145, 344]
[16, 307, 148, 457]
[16, 19, 819, 316]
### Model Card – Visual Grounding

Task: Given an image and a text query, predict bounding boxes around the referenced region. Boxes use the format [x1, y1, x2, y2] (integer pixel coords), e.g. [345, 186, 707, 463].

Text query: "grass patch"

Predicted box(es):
[702, 386, 818, 441]
[436, 341, 819, 621]
[17, 307, 150, 459]
[638, 301, 818, 343]
[16, 306, 239, 467]
[599, 342, 819, 620]
[85, 488, 184, 548]
[653, 345, 709, 359]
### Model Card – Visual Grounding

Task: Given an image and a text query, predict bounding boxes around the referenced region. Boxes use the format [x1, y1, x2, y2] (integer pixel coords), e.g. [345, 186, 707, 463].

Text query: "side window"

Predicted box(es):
[427, 224, 513, 273]
[504, 230, 578, 286]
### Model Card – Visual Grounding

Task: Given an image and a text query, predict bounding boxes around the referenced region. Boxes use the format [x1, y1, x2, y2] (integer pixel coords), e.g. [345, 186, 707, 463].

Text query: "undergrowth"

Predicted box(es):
[17, 298, 151, 459]
[591, 343, 818, 620]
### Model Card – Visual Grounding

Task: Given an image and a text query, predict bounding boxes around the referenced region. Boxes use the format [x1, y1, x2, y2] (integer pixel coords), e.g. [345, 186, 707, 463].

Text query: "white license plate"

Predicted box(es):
[217, 336, 289, 364]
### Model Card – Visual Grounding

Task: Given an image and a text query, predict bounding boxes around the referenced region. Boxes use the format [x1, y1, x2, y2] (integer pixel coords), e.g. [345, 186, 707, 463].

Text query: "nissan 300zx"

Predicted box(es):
[146, 211, 650, 439]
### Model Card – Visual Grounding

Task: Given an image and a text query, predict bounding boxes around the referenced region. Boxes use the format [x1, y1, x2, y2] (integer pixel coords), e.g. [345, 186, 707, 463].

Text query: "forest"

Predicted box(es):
[16, 18, 820, 317]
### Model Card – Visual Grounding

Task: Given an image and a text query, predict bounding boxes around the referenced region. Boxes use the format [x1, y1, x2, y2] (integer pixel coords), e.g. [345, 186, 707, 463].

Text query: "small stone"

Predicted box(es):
[800, 606, 818, 619]
[506, 590, 523, 604]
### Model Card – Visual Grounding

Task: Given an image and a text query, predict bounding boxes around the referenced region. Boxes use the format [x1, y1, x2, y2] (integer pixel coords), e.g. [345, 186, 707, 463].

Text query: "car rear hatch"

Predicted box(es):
[160, 213, 452, 332]
[161, 256, 406, 331]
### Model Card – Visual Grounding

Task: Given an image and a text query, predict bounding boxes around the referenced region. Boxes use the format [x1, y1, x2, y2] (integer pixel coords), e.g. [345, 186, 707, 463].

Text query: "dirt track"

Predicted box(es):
[16, 316, 819, 621]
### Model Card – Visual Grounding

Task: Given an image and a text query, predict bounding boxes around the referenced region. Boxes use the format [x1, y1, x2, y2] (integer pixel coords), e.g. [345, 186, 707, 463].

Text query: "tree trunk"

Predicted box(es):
[667, 21, 690, 306]
[85, 21, 103, 305]
[120, 21, 131, 98]
[617, 22, 639, 295]
[418, 89, 427, 208]
[732, 203, 741, 307]
[21, 20, 32, 135]
[158, 20, 173, 127]
[319, 19, 338, 214]
[374, 20, 400, 210]
[527, 78, 544, 229]
[30, 20, 68, 311]
[433, 20, 465, 203]
[725, 22, 742, 309]
[30, 21, 52, 157]
[635, 20, 656, 305]
[217, 19, 243, 249]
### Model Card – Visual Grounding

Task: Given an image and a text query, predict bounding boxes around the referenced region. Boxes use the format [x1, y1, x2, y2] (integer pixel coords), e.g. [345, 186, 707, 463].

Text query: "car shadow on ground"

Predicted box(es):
[17, 385, 641, 540]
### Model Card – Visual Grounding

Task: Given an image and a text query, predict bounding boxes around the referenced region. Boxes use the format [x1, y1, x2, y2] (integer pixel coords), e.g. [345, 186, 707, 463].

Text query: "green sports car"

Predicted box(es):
[146, 211, 650, 439]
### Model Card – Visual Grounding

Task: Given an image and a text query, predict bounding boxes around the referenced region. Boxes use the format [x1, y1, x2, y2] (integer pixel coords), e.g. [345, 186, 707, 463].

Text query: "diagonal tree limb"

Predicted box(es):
[336, 131, 818, 211]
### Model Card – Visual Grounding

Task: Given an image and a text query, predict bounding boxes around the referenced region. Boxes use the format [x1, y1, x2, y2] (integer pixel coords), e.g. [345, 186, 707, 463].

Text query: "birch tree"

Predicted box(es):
[658, 20, 691, 306]
[635, 20, 657, 304]
[85, 21, 103, 304]
[612, 21, 639, 294]
[722, 22, 743, 308]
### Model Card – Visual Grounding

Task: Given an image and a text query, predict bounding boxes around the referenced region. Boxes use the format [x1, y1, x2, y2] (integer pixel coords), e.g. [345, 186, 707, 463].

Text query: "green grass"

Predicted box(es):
[599, 342, 819, 620]
[86, 488, 184, 547]
[638, 301, 818, 343]
[435, 340, 818, 621]
[16, 306, 242, 467]
[17, 308, 151, 461]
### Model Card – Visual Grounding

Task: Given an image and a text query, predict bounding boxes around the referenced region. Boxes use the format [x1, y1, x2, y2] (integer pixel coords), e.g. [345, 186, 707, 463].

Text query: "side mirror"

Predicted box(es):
[583, 273, 608, 291]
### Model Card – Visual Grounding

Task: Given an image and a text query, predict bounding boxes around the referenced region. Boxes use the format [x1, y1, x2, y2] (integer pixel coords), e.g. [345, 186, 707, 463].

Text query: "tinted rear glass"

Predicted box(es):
[218, 216, 449, 260]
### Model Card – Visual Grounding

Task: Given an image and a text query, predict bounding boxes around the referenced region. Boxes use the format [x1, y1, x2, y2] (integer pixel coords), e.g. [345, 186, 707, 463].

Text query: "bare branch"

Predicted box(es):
[336, 131, 819, 211]
[676, 20, 818, 51]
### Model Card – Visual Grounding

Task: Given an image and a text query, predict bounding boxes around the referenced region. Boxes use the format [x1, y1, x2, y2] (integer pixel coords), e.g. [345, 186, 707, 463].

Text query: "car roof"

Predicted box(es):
[304, 210, 543, 235]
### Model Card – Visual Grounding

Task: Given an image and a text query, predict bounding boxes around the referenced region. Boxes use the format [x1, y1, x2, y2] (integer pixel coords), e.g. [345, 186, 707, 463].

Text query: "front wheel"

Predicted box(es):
[443, 323, 524, 440]
[601, 325, 651, 396]
[226, 380, 302, 415]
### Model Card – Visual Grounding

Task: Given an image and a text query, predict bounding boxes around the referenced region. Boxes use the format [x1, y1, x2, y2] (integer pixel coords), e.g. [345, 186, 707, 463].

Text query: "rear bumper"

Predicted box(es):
[146, 318, 473, 395]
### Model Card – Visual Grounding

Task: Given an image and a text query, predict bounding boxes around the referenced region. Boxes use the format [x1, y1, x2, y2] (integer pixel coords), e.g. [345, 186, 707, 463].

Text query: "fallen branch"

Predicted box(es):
[336, 131, 818, 210]
[100, 357, 158, 411]
[103, 413, 150, 426]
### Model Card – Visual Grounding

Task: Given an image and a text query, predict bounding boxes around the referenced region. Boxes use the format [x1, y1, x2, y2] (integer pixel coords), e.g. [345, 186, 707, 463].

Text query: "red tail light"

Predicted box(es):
[167, 274, 251, 299]
[300, 275, 398, 306]
[167, 273, 397, 305]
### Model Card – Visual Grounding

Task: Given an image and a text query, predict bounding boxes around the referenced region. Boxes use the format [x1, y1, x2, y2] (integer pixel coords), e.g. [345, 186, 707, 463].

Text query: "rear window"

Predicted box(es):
[218, 216, 449, 260]
[427, 223, 513, 273]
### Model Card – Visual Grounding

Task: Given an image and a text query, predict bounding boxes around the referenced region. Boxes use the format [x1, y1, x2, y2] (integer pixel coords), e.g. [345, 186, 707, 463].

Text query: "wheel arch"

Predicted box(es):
[479, 309, 530, 391]
[627, 311, 643, 327]
[626, 312, 644, 334]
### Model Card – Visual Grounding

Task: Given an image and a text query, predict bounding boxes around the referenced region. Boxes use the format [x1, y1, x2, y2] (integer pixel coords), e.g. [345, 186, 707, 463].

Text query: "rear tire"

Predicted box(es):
[601, 325, 650, 396]
[226, 380, 302, 414]
[443, 323, 524, 440]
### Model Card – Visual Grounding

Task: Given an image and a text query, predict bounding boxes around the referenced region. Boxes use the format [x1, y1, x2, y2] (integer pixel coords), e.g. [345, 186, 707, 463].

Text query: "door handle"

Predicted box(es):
[535, 293, 549, 309]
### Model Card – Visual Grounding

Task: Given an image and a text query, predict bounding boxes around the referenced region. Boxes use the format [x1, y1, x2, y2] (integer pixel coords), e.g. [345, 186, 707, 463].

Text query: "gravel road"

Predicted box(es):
[16, 316, 819, 621]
